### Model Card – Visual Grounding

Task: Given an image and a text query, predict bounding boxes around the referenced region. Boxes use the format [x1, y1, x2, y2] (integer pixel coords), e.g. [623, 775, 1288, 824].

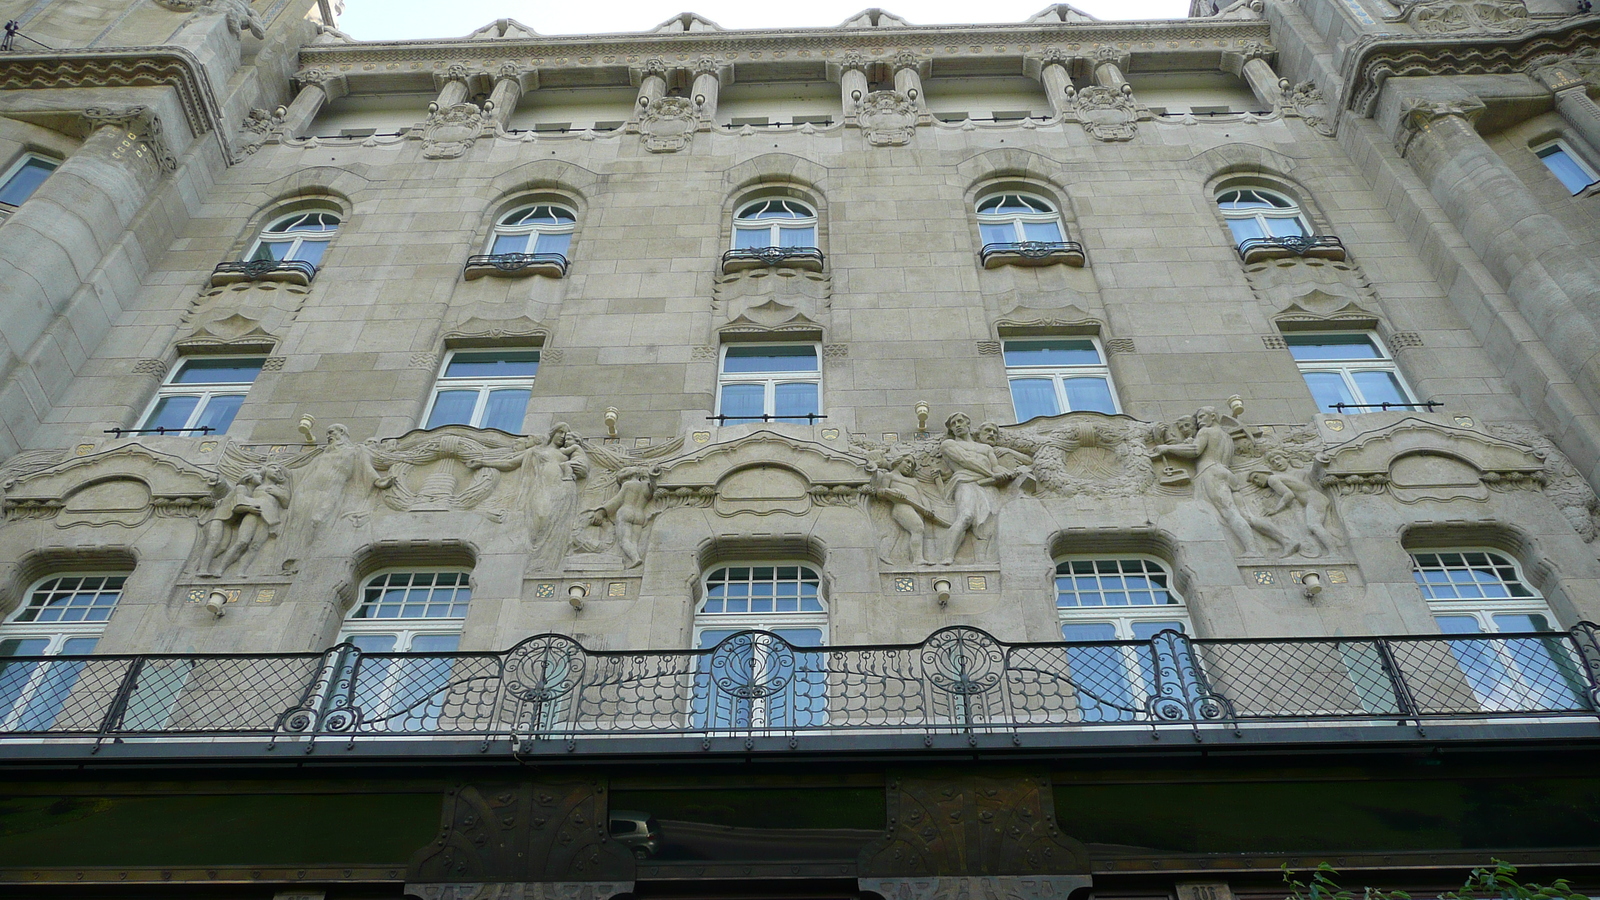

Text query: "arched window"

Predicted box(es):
[732, 199, 817, 251]
[976, 193, 1065, 245]
[248, 209, 340, 266]
[489, 204, 576, 259]
[694, 564, 826, 728]
[1054, 557, 1190, 722]
[1216, 187, 1308, 245]
[340, 570, 470, 732]
[0, 574, 125, 731]
[1409, 549, 1580, 712]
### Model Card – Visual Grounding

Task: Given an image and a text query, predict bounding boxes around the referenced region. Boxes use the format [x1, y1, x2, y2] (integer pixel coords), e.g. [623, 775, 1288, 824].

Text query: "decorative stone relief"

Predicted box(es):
[1287, 81, 1335, 136]
[234, 107, 284, 155]
[423, 103, 487, 159]
[1024, 417, 1156, 499]
[84, 105, 179, 173]
[1245, 445, 1347, 558]
[859, 91, 919, 146]
[637, 96, 699, 152]
[1071, 86, 1138, 142]
[565, 438, 684, 568]
[365, 426, 520, 516]
[712, 266, 831, 329]
[193, 464, 292, 577]
[1487, 424, 1600, 541]
[1399, 0, 1529, 33]
[2, 446, 218, 526]
[441, 316, 550, 347]
[459, 424, 589, 568]
[157, 0, 262, 38]
[656, 433, 871, 519]
[1242, 257, 1380, 326]
[286, 424, 384, 538]
[868, 455, 946, 565]
[1151, 405, 1303, 557]
[1318, 419, 1546, 503]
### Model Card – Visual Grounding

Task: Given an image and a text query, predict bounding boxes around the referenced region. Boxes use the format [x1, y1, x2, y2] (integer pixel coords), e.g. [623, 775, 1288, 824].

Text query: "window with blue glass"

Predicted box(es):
[1055, 558, 1190, 722]
[340, 571, 471, 732]
[137, 356, 265, 435]
[1534, 141, 1599, 195]
[976, 193, 1065, 246]
[1216, 187, 1309, 248]
[0, 153, 59, 209]
[694, 564, 827, 729]
[248, 209, 340, 266]
[1284, 332, 1414, 412]
[1411, 550, 1585, 713]
[1003, 338, 1119, 422]
[490, 204, 576, 258]
[423, 349, 539, 432]
[732, 199, 817, 251]
[0, 574, 124, 732]
[717, 344, 821, 424]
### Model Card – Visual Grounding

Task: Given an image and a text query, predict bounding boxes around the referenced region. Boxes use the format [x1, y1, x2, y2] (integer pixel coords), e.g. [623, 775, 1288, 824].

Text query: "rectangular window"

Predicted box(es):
[341, 571, 470, 733]
[1056, 558, 1190, 723]
[1535, 141, 1599, 195]
[423, 349, 539, 432]
[0, 154, 59, 208]
[717, 344, 821, 424]
[1003, 338, 1119, 422]
[1284, 333, 1414, 412]
[137, 357, 265, 435]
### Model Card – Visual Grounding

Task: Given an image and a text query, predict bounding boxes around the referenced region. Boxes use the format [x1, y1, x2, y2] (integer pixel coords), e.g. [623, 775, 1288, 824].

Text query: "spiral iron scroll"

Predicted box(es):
[709, 631, 795, 699]
[922, 626, 1004, 696]
[1145, 630, 1230, 722]
[503, 633, 587, 702]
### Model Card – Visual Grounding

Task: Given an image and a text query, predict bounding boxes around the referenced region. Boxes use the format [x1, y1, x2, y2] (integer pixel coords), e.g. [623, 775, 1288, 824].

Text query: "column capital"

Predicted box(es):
[1400, 95, 1486, 130]
[439, 62, 473, 84]
[838, 50, 870, 73]
[693, 56, 721, 78]
[81, 105, 178, 173]
[640, 57, 670, 78]
[1532, 61, 1590, 95]
[1089, 45, 1130, 69]
[891, 50, 927, 76]
[292, 66, 348, 97]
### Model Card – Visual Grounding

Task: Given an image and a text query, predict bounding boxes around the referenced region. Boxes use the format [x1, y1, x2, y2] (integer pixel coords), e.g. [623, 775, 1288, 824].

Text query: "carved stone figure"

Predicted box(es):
[1488, 423, 1600, 541]
[638, 96, 699, 152]
[1248, 450, 1346, 558]
[1400, 0, 1528, 33]
[473, 424, 590, 568]
[1287, 81, 1335, 137]
[422, 103, 486, 159]
[939, 413, 1029, 564]
[572, 465, 660, 567]
[1073, 86, 1138, 142]
[294, 424, 381, 535]
[370, 430, 510, 513]
[869, 456, 945, 566]
[234, 107, 284, 156]
[859, 91, 919, 147]
[1151, 406, 1296, 557]
[196, 465, 291, 576]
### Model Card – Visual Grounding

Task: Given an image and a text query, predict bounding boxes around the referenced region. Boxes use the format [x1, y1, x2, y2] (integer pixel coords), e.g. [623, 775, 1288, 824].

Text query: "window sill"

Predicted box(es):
[210, 259, 318, 287]
[979, 241, 1086, 269]
[463, 252, 569, 280]
[720, 246, 825, 275]
[0, 201, 15, 225]
[1237, 235, 1347, 264]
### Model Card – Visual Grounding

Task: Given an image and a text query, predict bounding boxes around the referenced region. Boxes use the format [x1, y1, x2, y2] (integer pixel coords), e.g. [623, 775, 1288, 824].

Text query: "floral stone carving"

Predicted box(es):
[859, 91, 919, 147]
[1072, 86, 1138, 142]
[422, 103, 486, 159]
[1287, 81, 1335, 137]
[1487, 424, 1600, 541]
[1318, 419, 1545, 503]
[638, 96, 699, 153]
[1399, 0, 1528, 33]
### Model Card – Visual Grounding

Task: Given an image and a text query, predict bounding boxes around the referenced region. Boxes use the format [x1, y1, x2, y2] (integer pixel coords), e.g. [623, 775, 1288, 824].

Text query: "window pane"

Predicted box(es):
[444, 351, 540, 378]
[1301, 371, 1356, 411]
[1022, 220, 1065, 243]
[1351, 370, 1409, 406]
[252, 241, 291, 262]
[1003, 339, 1100, 366]
[194, 394, 245, 434]
[733, 227, 769, 250]
[144, 395, 199, 431]
[480, 389, 531, 432]
[723, 345, 818, 373]
[1264, 216, 1308, 238]
[491, 233, 529, 255]
[533, 232, 572, 256]
[979, 222, 1015, 245]
[1537, 146, 1596, 194]
[1010, 378, 1060, 421]
[1285, 335, 1383, 360]
[719, 383, 765, 423]
[172, 358, 266, 384]
[1434, 615, 1482, 634]
[426, 390, 479, 428]
[409, 634, 461, 653]
[1226, 218, 1265, 243]
[774, 382, 819, 423]
[778, 226, 816, 248]
[348, 634, 398, 652]
[0, 158, 57, 206]
[1062, 377, 1116, 414]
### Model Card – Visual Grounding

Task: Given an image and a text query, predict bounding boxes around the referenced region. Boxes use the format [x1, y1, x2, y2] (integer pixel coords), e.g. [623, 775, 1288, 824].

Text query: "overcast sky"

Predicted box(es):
[337, 0, 1190, 41]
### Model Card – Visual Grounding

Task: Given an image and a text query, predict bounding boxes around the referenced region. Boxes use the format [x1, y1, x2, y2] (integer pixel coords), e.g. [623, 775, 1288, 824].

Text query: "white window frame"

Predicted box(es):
[339, 569, 472, 651]
[1003, 337, 1121, 421]
[0, 573, 125, 732]
[715, 343, 823, 424]
[421, 348, 540, 432]
[1216, 186, 1311, 246]
[975, 192, 1067, 246]
[1533, 139, 1600, 195]
[487, 203, 577, 257]
[1055, 556, 1191, 722]
[1283, 331, 1418, 412]
[135, 355, 265, 435]
[0, 152, 60, 209]
[731, 198, 818, 250]
[338, 570, 471, 731]
[246, 209, 341, 265]
[694, 563, 828, 730]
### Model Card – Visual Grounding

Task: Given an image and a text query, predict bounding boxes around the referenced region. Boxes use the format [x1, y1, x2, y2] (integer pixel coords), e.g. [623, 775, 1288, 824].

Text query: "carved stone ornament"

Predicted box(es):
[655, 433, 871, 519]
[1072, 86, 1138, 142]
[1287, 81, 1335, 136]
[83, 105, 179, 173]
[892, 50, 922, 72]
[292, 66, 339, 90]
[637, 96, 698, 153]
[1242, 257, 1380, 325]
[423, 103, 487, 159]
[859, 90, 919, 147]
[857, 770, 1091, 878]
[1318, 419, 1546, 504]
[2, 445, 219, 527]
[1488, 424, 1600, 541]
[713, 268, 832, 329]
[234, 107, 285, 155]
[407, 781, 636, 885]
[366, 426, 522, 515]
[840, 50, 869, 72]
[1399, 0, 1529, 33]
[191, 462, 293, 577]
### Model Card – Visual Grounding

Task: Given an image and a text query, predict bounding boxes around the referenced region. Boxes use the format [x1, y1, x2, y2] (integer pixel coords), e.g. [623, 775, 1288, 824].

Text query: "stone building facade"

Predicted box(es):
[1, 0, 1600, 896]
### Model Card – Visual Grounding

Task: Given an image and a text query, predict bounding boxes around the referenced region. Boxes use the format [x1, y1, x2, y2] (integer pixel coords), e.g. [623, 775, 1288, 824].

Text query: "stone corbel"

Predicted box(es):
[1026, 49, 1076, 117]
[1396, 95, 1486, 156]
[82, 105, 178, 173]
[690, 56, 726, 128]
[1222, 41, 1289, 109]
[830, 51, 871, 124]
[485, 62, 534, 128]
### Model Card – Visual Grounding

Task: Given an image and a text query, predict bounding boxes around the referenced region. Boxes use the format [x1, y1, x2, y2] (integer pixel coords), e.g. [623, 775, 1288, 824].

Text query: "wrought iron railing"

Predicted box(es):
[462, 252, 570, 279]
[979, 240, 1086, 267]
[720, 246, 825, 272]
[1236, 234, 1347, 262]
[2, 625, 1596, 753]
[209, 258, 319, 286]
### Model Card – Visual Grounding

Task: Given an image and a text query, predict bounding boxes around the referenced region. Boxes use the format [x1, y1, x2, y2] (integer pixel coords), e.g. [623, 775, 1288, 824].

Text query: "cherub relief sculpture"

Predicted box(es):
[939, 413, 1031, 564]
[1247, 449, 1346, 558]
[868, 455, 946, 566]
[571, 465, 660, 568]
[1150, 406, 1297, 557]
[195, 464, 291, 576]
[471, 423, 590, 569]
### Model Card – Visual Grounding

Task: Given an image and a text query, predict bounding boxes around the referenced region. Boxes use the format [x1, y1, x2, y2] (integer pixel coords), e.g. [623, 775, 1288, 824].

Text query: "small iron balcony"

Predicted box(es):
[720, 246, 825, 275]
[979, 240, 1086, 269]
[1237, 234, 1348, 264]
[463, 252, 569, 280]
[209, 258, 318, 287]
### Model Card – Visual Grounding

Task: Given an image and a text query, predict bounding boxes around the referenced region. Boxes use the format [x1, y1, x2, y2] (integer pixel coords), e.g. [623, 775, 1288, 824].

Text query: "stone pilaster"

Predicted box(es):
[1090, 47, 1130, 92]
[632, 58, 669, 121]
[892, 51, 926, 108]
[486, 63, 527, 128]
[1534, 63, 1600, 163]
[692, 57, 722, 124]
[1036, 51, 1076, 117]
[1224, 42, 1287, 109]
[280, 67, 347, 138]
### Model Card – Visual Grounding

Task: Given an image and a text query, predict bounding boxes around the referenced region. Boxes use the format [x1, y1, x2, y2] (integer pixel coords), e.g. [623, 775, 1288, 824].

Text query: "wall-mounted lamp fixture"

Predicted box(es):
[933, 578, 951, 608]
[205, 590, 228, 618]
[605, 407, 619, 438]
[851, 89, 863, 102]
[915, 401, 930, 431]
[694, 93, 706, 106]
[907, 88, 918, 101]
[298, 414, 317, 445]
[568, 583, 589, 610]
[1302, 571, 1323, 600]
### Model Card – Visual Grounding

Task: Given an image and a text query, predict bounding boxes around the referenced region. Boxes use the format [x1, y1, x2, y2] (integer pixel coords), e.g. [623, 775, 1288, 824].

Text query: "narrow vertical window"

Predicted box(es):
[1055, 557, 1190, 722]
[694, 564, 827, 729]
[340, 571, 471, 732]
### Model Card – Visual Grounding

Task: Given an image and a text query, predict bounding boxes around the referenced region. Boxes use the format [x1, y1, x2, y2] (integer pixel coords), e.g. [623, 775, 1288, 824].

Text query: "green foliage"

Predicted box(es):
[1283, 860, 1588, 900]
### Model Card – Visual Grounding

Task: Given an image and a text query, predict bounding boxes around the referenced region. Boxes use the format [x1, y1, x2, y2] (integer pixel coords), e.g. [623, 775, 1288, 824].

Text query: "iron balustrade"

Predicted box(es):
[979, 240, 1087, 268]
[720, 246, 825, 272]
[1236, 234, 1347, 262]
[463, 252, 570, 279]
[1329, 401, 1444, 412]
[2, 624, 1598, 753]
[209, 258, 318, 286]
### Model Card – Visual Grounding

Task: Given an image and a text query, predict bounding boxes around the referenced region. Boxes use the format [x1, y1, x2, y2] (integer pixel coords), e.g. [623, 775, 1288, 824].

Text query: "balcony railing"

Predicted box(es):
[462, 251, 569, 280]
[2, 624, 1597, 757]
[209, 258, 318, 287]
[1237, 234, 1348, 263]
[720, 246, 825, 274]
[979, 240, 1086, 268]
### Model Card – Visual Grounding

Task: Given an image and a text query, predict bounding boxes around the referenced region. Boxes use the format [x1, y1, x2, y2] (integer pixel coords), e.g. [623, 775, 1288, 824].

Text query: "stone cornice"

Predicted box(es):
[1340, 13, 1600, 118]
[0, 47, 226, 157]
[297, 19, 1270, 71]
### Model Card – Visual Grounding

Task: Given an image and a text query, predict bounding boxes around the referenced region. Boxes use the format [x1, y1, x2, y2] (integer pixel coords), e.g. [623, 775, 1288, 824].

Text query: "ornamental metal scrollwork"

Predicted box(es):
[503, 634, 587, 703]
[922, 627, 1004, 696]
[1144, 630, 1232, 723]
[709, 631, 795, 699]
